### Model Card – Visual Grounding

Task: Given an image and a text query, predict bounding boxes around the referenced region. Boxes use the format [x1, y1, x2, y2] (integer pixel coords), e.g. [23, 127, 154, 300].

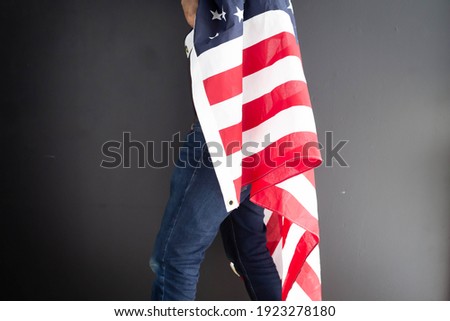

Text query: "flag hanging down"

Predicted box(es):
[185, 0, 323, 301]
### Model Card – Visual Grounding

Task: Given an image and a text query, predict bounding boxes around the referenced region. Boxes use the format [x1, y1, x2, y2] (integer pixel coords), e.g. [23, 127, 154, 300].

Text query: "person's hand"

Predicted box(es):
[181, 0, 198, 28]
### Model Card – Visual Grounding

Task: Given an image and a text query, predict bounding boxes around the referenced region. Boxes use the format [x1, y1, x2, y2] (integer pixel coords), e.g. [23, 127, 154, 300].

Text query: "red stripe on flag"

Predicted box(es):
[219, 122, 242, 156]
[243, 32, 300, 77]
[296, 261, 322, 301]
[253, 184, 319, 236]
[242, 80, 311, 131]
[232, 176, 242, 204]
[281, 215, 293, 248]
[203, 65, 242, 106]
[266, 213, 282, 255]
[242, 131, 322, 186]
[281, 231, 318, 300]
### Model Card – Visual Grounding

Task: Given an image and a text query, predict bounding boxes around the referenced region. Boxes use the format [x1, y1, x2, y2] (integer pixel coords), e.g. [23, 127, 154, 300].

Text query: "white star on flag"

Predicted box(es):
[210, 7, 227, 21]
[210, 10, 222, 20]
[209, 33, 220, 39]
[234, 7, 244, 22]
[221, 6, 227, 21]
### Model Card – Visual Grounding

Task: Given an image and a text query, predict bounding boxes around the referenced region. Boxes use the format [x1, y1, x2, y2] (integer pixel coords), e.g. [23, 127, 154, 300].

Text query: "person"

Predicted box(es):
[149, 0, 281, 301]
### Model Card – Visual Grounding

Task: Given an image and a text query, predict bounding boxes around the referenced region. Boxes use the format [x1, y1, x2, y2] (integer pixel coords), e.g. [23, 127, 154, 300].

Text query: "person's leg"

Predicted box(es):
[150, 120, 228, 300]
[220, 186, 282, 300]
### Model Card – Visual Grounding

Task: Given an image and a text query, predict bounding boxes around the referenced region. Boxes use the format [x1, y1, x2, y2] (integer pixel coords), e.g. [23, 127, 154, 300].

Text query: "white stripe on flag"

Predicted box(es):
[197, 37, 243, 80]
[242, 106, 317, 154]
[225, 150, 243, 181]
[190, 47, 240, 212]
[276, 174, 319, 219]
[282, 223, 306, 282]
[244, 10, 295, 49]
[271, 238, 284, 280]
[286, 281, 312, 301]
[243, 56, 306, 104]
[211, 94, 243, 130]
[306, 245, 322, 283]
[263, 208, 274, 225]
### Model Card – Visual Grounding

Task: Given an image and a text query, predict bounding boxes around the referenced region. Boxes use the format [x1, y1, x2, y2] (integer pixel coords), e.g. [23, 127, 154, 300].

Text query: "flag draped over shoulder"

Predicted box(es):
[185, 0, 323, 301]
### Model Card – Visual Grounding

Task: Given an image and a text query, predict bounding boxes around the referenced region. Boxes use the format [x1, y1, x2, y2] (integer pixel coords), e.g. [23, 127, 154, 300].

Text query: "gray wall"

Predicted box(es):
[301, 0, 450, 300]
[2, 0, 449, 300]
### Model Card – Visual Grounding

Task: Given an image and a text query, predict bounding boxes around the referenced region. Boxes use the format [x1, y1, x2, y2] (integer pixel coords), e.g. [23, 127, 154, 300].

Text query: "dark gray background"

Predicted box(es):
[2, 0, 449, 300]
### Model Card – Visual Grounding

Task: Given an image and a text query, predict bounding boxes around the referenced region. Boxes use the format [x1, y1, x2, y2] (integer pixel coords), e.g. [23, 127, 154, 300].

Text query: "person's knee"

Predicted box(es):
[149, 255, 161, 275]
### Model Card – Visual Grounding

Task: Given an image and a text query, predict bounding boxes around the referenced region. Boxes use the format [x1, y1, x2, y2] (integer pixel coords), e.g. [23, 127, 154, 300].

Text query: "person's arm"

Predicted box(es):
[181, 0, 198, 28]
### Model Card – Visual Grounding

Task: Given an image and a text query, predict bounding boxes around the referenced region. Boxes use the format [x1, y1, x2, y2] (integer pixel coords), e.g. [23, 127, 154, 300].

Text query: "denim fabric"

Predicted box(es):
[150, 120, 281, 300]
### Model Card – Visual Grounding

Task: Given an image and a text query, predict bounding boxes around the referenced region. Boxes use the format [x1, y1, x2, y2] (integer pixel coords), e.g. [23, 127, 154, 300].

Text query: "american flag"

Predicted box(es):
[185, 0, 323, 300]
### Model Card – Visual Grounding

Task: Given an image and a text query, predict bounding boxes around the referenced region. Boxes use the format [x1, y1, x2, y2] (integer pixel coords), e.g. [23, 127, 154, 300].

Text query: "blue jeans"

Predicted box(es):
[149, 120, 281, 300]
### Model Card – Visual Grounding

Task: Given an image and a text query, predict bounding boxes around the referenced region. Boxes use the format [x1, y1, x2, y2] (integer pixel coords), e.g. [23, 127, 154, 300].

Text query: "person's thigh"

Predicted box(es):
[150, 121, 229, 300]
